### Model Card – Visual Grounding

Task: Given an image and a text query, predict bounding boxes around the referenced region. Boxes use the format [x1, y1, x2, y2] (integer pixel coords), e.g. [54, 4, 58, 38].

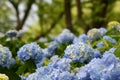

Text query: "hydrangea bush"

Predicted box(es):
[0, 21, 120, 80]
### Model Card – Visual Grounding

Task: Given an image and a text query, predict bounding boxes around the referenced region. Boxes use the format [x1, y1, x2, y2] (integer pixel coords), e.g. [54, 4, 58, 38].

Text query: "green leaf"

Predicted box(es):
[16, 59, 36, 75]
[25, 59, 36, 73]
[55, 43, 71, 57]
[70, 62, 84, 70]
[0, 66, 21, 80]
[16, 64, 27, 75]
[114, 46, 120, 58]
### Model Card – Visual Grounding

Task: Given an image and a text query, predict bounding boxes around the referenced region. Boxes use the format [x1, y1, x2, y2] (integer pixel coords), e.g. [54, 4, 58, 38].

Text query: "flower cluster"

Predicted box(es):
[49, 55, 72, 71]
[0, 44, 15, 68]
[55, 29, 75, 43]
[6, 30, 18, 38]
[39, 37, 47, 43]
[27, 66, 77, 80]
[6, 30, 25, 38]
[27, 56, 77, 80]
[17, 42, 44, 67]
[43, 41, 59, 58]
[87, 28, 107, 41]
[96, 36, 117, 48]
[76, 48, 120, 80]
[73, 34, 89, 43]
[64, 42, 95, 63]
[1, 22, 120, 80]
[103, 36, 117, 44]
[0, 73, 9, 80]
[108, 21, 120, 31]
[96, 42, 104, 48]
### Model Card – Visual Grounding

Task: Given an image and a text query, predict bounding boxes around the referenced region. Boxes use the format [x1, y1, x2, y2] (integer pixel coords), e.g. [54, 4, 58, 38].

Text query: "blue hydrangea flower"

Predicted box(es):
[104, 48, 116, 54]
[76, 48, 120, 80]
[73, 34, 89, 44]
[55, 29, 75, 43]
[39, 37, 47, 43]
[93, 49, 102, 58]
[0, 44, 15, 68]
[43, 41, 59, 58]
[96, 42, 104, 48]
[103, 36, 117, 44]
[64, 42, 95, 63]
[26, 73, 38, 80]
[99, 28, 107, 36]
[87, 28, 106, 41]
[20, 76, 27, 80]
[109, 21, 120, 31]
[17, 42, 44, 67]
[76, 66, 91, 80]
[48, 35, 55, 40]
[27, 66, 78, 80]
[48, 57, 72, 71]
[6, 30, 18, 37]
[87, 28, 101, 41]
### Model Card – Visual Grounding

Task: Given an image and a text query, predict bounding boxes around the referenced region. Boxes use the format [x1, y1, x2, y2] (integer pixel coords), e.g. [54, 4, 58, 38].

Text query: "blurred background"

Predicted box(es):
[0, 0, 120, 41]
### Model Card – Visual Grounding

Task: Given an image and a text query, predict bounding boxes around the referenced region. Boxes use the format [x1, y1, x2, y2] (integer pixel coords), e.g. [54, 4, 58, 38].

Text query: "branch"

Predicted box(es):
[17, 0, 35, 30]
[35, 11, 64, 40]
[9, 0, 20, 26]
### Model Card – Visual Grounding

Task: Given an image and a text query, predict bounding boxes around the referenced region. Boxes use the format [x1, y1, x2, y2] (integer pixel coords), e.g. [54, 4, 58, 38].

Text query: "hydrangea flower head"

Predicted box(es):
[87, 28, 106, 41]
[17, 42, 44, 66]
[6, 30, 18, 37]
[0, 44, 15, 68]
[48, 57, 72, 71]
[87, 28, 101, 41]
[93, 49, 102, 58]
[108, 21, 120, 31]
[103, 36, 117, 44]
[96, 42, 104, 48]
[39, 37, 47, 43]
[20, 76, 27, 80]
[43, 41, 59, 58]
[104, 48, 116, 54]
[99, 28, 107, 36]
[0, 73, 9, 80]
[55, 29, 75, 43]
[27, 66, 78, 80]
[76, 48, 120, 80]
[73, 34, 89, 44]
[64, 42, 94, 63]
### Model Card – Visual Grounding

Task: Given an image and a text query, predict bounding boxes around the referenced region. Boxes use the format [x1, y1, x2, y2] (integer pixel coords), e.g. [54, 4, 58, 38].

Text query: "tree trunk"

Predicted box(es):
[92, 0, 109, 28]
[64, 0, 73, 31]
[76, 0, 82, 22]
